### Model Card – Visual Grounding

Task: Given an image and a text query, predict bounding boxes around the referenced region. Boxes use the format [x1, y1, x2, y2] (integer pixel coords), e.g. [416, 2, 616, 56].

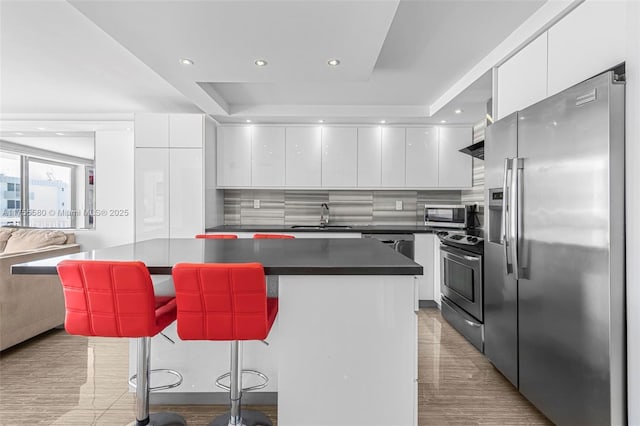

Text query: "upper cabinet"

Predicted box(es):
[135, 114, 169, 148]
[357, 127, 382, 187]
[547, 1, 626, 97]
[438, 127, 472, 188]
[285, 127, 322, 187]
[169, 115, 204, 148]
[216, 125, 472, 190]
[496, 33, 548, 120]
[406, 127, 438, 188]
[496, 1, 626, 119]
[322, 127, 357, 188]
[252, 127, 285, 187]
[381, 127, 406, 187]
[217, 127, 252, 187]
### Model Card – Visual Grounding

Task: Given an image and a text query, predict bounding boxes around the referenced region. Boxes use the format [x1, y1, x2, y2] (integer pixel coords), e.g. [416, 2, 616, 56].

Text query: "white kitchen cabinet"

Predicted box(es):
[135, 148, 169, 241]
[438, 127, 472, 188]
[135, 114, 169, 147]
[381, 127, 406, 187]
[357, 127, 382, 187]
[252, 127, 285, 187]
[322, 127, 357, 188]
[496, 32, 548, 120]
[169, 114, 203, 148]
[415, 234, 435, 301]
[217, 126, 252, 187]
[547, 1, 626, 97]
[285, 127, 321, 187]
[406, 127, 438, 188]
[135, 113, 208, 242]
[169, 149, 203, 238]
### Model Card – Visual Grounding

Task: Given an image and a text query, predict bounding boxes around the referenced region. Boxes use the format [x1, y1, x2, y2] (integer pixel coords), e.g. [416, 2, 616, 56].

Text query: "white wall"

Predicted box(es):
[74, 130, 134, 250]
[625, 2, 640, 424]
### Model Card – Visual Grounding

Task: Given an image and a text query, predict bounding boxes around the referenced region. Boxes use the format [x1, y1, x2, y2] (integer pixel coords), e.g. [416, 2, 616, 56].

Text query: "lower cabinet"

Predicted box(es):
[415, 234, 436, 302]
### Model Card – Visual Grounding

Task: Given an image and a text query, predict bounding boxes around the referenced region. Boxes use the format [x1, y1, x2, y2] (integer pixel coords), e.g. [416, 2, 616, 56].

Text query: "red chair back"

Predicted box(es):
[56, 260, 176, 338]
[195, 234, 238, 239]
[253, 233, 294, 239]
[172, 263, 278, 341]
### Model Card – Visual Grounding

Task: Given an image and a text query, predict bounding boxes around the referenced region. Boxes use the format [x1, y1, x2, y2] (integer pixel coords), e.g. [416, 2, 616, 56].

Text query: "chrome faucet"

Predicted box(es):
[320, 203, 330, 226]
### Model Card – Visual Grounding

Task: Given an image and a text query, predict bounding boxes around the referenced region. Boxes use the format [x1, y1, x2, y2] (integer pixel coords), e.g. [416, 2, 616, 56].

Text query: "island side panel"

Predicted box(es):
[278, 275, 417, 426]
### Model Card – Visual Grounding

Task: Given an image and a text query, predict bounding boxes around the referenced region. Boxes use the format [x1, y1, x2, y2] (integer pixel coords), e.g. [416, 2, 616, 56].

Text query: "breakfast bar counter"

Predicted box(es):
[12, 238, 421, 426]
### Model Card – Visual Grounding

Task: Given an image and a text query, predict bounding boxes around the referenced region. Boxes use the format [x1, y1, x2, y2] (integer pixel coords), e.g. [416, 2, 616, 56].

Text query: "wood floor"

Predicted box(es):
[0, 308, 550, 426]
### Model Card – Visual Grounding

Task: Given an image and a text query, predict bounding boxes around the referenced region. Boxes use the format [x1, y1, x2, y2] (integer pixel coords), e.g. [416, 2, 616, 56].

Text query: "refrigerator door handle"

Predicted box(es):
[502, 158, 513, 275]
[510, 158, 524, 280]
[516, 159, 525, 279]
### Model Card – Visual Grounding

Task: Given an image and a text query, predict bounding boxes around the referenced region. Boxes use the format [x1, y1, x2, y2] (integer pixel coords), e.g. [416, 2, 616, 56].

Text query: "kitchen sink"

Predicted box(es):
[290, 225, 352, 230]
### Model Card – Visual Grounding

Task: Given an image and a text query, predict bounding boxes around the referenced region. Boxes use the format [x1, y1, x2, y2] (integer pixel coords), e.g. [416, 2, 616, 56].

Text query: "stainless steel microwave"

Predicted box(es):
[424, 204, 468, 228]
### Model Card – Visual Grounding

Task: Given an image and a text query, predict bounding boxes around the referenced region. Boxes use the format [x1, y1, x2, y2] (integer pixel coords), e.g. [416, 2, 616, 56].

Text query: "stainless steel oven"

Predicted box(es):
[437, 230, 484, 352]
[440, 245, 483, 321]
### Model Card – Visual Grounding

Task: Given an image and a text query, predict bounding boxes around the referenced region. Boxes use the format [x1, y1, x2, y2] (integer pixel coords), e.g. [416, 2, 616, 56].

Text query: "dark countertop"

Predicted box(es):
[12, 238, 422, 276]
[206, 224, 440, 234]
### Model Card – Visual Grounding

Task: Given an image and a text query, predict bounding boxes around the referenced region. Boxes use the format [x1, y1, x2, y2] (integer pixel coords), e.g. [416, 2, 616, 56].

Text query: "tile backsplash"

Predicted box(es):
[223, 161, 486, 227]
[224, 189, 465, 226]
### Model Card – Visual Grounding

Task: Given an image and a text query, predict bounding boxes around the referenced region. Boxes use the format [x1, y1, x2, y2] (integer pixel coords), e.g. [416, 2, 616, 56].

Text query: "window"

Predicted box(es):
[1, 143, 95, 229]
[0, 152, 22, 226]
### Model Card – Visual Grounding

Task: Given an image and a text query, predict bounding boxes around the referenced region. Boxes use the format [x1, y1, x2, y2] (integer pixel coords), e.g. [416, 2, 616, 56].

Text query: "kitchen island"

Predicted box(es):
[12, 238, 421, 426]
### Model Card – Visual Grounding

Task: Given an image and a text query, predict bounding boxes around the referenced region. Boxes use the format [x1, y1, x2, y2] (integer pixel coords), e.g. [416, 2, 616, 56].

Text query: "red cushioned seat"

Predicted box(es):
[57, 260, 177, 338]
[56, 260, 185, 426]
[172, 262, 277, 341]
[253, 233, 295, 239]
[172, 262, 277, 426]
[195, 234, 238, 239]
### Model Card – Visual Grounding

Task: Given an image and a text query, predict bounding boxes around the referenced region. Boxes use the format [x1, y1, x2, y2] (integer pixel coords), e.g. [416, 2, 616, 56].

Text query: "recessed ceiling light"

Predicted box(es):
[454, 109, 463, 114]
[15, 132, 24, 136]
[327, 58, 341, 67]
[55, 132, 65, 136]
[318, 120, 325, 123]
[440, 120, 447, 124]
[36, 127, 46, 130]
[246, 119, 252, 123]
[179, 58, 194, 66]
[254, 59, 268, 67]
[380, 120, 386, 124]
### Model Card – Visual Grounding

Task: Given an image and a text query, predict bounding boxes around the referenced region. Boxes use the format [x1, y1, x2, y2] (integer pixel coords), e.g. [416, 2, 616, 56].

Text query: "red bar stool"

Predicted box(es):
[195, 234, 238, 239]
[56, 260, 185, 426]
[252, 233, 294, 239]
[172, 262, 278, 426]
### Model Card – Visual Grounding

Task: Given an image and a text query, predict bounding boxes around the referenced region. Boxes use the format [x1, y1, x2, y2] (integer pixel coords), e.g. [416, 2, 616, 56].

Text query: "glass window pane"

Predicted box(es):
[28, 160, 73, 228]
[1, 152, 22, 226]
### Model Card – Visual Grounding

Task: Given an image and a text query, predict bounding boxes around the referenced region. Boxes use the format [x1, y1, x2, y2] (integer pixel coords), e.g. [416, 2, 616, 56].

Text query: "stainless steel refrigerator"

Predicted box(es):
[484, 70, 626, 425]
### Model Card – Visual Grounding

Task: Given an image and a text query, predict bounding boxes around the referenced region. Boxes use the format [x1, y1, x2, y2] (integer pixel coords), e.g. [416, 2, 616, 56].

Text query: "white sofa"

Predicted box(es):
[0, 228, 80, 351]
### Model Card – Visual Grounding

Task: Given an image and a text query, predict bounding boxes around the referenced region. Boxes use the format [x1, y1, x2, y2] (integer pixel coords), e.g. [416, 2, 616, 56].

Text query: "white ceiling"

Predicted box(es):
[0, 0, 546, 126]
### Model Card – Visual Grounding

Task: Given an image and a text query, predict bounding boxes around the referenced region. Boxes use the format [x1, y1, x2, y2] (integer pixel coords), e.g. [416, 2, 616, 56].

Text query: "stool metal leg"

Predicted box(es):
[132, 337, 186, 426]
[210, 341, 272, 426]
[136, 337, 150, 424]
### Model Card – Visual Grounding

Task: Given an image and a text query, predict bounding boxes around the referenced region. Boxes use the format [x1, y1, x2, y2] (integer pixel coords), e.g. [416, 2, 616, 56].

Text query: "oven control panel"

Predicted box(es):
[436, 230, 483, 246]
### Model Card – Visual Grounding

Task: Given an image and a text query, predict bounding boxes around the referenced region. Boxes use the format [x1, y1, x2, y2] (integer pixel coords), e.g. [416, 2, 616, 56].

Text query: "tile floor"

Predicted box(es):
[0, 309, 550, 425]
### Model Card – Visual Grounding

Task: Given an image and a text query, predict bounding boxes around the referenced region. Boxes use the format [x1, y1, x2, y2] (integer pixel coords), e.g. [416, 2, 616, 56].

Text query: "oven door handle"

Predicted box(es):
[465, 319, 482, 328]
[463, 255, 480, 261]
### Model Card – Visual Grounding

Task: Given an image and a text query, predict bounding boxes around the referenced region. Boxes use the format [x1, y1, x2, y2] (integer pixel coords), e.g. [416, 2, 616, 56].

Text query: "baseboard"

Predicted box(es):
[150, 392, 277, 405]
[419, 300, 438, 308]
